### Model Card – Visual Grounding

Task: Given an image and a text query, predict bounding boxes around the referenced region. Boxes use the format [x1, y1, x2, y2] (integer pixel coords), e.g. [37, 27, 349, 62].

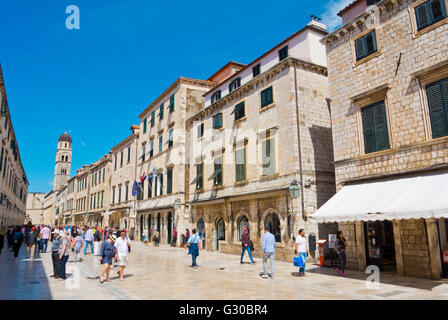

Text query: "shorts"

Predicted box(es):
[118, 255, 128, 266]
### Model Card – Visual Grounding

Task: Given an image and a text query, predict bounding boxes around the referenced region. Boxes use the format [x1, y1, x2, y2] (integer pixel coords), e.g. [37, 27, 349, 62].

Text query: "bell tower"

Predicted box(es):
[53, 131, 72, 191]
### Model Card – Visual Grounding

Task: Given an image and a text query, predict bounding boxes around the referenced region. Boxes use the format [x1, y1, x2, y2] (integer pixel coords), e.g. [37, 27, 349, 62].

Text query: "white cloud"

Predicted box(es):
[321, 0, 355, 32]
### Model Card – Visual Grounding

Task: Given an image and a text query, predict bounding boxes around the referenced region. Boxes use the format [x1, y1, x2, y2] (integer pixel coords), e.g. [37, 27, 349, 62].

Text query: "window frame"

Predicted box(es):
[229, 78, 241, 93]
[351, 28, 381, 66]
[260, 86, 274, 109]
[234, 145, 247, 182]
[278, 46, 288, 61]
[253, 64, 261, 78]
[409, 0, 448, 36]
[213, 113, 223, 129]
[211, 90, 221, 104]
[233, 101, 246, 122]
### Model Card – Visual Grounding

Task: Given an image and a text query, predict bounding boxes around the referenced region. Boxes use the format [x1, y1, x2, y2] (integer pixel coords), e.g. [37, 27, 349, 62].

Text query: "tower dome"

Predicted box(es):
[58, 131, 72, 143]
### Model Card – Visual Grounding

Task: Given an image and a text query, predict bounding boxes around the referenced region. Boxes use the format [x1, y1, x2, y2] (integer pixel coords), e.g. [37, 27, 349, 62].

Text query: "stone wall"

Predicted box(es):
[400, 219, 432, 278]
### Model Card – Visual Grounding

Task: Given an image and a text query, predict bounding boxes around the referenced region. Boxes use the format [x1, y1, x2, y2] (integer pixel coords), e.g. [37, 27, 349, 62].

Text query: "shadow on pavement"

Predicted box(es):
[0, 244, 52, 299]
[307, 265, 446, 291]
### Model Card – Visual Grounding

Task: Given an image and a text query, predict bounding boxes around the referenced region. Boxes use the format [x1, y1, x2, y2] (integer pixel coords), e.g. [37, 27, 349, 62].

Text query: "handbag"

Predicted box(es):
[249, 240, 254, 251]
[293, 256, 304, 267]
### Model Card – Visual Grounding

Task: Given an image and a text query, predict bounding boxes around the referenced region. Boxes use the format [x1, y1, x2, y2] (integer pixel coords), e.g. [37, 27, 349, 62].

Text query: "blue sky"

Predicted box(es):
[0, 0, 350, 193]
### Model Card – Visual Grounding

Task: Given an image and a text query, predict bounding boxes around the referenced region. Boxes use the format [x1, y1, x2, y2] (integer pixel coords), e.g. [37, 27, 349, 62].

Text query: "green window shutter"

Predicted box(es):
[232, 102, 245, 120]
[416, 2, 430, 30]
[213, 113, 222, 129]
[426, 79, 448, 138]
[430, 0, 446, 22]
[159, 104, 164, 119]
[235, 148, 246, 181]
[195, 163, 203, 189]
[159, 135, 163, 152]
[151, 111, 155, 126]
[143, 118, 147, 133]
[362, 105, 376, 154]
[365, 31, 377, 55]
[354, 37, 365, 61]
[261, 87, 273, 108]
[167, 169, 173, 194]
[372, 101, 390, 151]
[168, 95, 175, 112]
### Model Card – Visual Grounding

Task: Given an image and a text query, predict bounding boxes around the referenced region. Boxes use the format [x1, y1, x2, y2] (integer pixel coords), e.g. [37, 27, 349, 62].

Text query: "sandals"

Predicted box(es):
[99, 277, 103, 283]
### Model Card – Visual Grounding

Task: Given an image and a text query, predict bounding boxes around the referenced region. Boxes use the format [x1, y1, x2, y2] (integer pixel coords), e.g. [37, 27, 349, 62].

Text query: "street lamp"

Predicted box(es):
[288, 180, 300, 199]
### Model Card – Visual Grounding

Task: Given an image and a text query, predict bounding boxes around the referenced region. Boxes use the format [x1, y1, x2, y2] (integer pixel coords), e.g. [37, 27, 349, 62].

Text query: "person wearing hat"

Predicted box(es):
[51, 230, 62, 279]
[99, 234, 117, 283]
[25, 227, 39, 260]
[241, 227, 255, 264]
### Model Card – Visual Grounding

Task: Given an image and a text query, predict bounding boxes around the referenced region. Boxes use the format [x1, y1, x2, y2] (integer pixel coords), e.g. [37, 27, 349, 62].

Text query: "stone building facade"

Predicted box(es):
[186, 21, 335, 262]
[136, 78, 215, 244]
[108, 125, 140, 238]
[25, 193, 45, 224]
[317, 0, 448, 279]
[0, 65, 29, 226]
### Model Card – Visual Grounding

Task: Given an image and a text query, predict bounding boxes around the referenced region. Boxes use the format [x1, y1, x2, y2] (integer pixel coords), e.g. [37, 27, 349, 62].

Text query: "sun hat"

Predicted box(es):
[109, 234, 117, 242]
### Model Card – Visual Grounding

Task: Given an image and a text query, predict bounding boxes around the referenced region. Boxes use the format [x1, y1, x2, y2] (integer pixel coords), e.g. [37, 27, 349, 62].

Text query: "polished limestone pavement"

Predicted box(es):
[1, 241, 448, 299]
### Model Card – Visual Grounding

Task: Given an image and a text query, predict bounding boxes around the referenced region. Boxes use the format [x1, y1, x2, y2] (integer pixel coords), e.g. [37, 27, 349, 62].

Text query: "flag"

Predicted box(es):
[140, 171, 147, 184]
[132, 181, 139, 197]
[152, 167, 157, 182]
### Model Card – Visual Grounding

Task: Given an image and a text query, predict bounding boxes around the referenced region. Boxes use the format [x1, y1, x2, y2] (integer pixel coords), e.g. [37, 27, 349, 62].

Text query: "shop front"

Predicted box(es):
[313, 171, 448, 279]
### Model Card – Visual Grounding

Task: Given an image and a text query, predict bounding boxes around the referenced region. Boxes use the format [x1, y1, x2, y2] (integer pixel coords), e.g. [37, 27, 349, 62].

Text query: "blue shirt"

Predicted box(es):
[187, 234, 200, 244]
[262, 232, 276, 253]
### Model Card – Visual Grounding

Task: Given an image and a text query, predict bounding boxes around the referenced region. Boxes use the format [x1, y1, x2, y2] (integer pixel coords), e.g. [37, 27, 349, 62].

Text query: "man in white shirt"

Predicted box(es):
[83, 227, 94, 255]
[40, 225, 51, 253]
[295, 229, 308, 277]
[114, 231, 131, 281]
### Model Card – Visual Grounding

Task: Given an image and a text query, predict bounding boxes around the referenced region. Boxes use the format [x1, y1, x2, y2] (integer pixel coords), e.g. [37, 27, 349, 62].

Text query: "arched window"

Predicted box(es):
[237, 215, 249, 241]
[265, 213, 281, 242]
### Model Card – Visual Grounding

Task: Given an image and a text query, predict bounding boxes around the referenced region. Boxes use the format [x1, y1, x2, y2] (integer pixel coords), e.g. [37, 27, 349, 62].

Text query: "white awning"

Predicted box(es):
[311, 172, 448, 223]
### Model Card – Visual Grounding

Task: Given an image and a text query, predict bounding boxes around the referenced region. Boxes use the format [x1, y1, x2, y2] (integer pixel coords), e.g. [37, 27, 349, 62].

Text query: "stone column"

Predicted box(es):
[355, 221, 366, 271]
[426, 218, 441, 280]
[392, 220, 404, 275]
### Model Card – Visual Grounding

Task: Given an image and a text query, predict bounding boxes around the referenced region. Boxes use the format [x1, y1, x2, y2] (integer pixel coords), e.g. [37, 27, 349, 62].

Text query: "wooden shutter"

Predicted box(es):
[426, 79, 448, 138]
[430, 0, 445, 21]
[235, 148, 246, 181]
[261, 87, 273, 107]
[362, 105, 377, 153]
[354, 37, 365, 61]
[365, 31, 377, 55]
[167, 169, 172, 194]
[372, 101, 390, 151]
[416, 2, 430, 30]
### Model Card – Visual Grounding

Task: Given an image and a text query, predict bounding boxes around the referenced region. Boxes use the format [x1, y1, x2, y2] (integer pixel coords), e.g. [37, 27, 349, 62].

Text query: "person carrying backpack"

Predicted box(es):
[25, 227, 39, 260]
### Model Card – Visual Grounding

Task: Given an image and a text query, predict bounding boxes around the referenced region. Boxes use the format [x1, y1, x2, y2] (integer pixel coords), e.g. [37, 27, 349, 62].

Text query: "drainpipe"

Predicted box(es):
[293, 61, 306, 223]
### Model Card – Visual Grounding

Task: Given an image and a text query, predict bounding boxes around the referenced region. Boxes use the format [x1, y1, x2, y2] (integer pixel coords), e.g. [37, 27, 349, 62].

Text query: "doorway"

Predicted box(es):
[167, 212, 172, 244]
[147, 214, 152, 239]
[364, 220, 396, 272]
[216, 218, 225, 251]
[197, 219, 205, 249]
[140, 216, 143, 241]
[157, 213, 161, 234]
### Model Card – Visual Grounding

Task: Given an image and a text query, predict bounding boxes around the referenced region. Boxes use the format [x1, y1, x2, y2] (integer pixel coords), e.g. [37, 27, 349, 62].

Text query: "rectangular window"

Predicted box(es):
[214, 157, 223, 186]
[253, 64, 261, 77]
[112, 188, 115, 204]
[159, 174, 164, 196]
[98, 169, 101, 183]
[148, 176, 152, 198]
[118, 186, 122, 203]
[101, 191, 104, 207]
[103, 167, 105, 182]
[261, 86, 274, 108]
[211, 90, 221, 104]
[213, 113, 223, 129]
[141, 144, 146, 162]
[120, 151, 124, 167]
[127, 147, 131, 162]
[232, 101, 245, 121]
[114, 155, 117, 170]
[196, 163, 203, 189]
[354, 31, 378, 61]
[229, 78, 241, 93]
[235, 147, 246, 181]
[167, 168, 173, 194]
[151, 111, 155, 127]
[426, 77, 448, 138]
[149, 140, 154, 158]
[168, 94, 175, 112]
[262, 137, 276, 176]
[361, 100, 390, 154]
[125, 185, 129, 201]
[159, 135, 163, 153]
[143, 118, 147, 133]
[154, 175, 158, 197]
[167, 128, 174, 148]
[198, 123, 204, 138]
[415, 0, 447, 31]
[159, 103, 164, 120]
[278, 46, 288, 61]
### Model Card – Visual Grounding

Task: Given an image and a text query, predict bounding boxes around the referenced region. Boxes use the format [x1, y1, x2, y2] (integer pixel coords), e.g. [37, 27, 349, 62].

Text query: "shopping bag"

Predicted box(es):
[293, 256, 304, 267]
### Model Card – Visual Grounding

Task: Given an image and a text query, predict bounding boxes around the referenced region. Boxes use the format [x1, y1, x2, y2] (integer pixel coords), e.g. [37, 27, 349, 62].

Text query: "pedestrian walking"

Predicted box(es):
[261, 226, 275, 279]
[153, 229, 160, 247]
[99, 234, 117, 283]
[59, 233, 71, 280]
[40, 225, 51, 253]
[51, 230, 62, 279]
[93, 227, 101, 255]
[114, 231, 131, 281]
[186, 229, 201, 269]
[0, 223, 6, 255]
[7, 226, 13, 249]
[25, 227, 39, 260]
[72, 232, 84, 262]
[335, 231, 347, 277]
[241, 227, 255, 264]
[295, 229, 308, 278]
[143, 228, 149, 245]
[171, 227, 178, 247]
[83, 226, 94, 255]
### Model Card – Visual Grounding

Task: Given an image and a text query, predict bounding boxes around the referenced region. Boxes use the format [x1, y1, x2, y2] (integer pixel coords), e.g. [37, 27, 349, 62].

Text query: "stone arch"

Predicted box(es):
[234, 210, 251, 241]
[261, 208, 283, 243]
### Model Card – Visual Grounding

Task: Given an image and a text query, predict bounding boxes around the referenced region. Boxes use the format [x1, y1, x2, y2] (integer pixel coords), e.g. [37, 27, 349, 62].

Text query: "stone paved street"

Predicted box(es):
[1, 241, 448, 300]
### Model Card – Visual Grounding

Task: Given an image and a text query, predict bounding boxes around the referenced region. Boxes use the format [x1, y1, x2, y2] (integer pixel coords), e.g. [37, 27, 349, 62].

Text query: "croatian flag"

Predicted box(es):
[140, 171, 147, 184]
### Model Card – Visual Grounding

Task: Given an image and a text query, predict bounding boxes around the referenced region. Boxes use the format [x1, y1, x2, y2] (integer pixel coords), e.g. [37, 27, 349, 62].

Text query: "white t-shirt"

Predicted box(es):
[114, 237, 130, 256]
[295, 235, 307, 253]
